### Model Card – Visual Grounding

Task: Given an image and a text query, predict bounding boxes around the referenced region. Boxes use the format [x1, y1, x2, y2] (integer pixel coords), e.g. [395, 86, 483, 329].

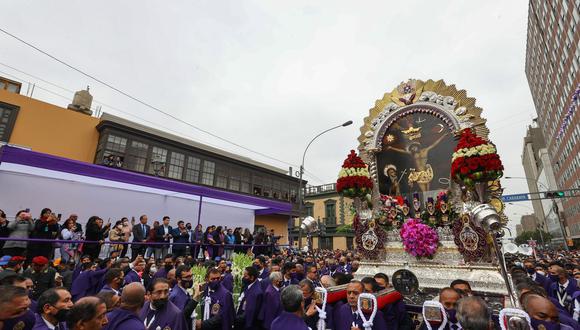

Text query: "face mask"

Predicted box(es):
[152, 298, 168, 310]
[530, 318, 561, 330]
[54, 309, 70, 322]
[526, 268, 536, 275]
[329, 265, 337, 271]
[253, 264, 262, 271]
[181, 280, 193, 289]
[164, 264, 173, 271]
[339, 262, 345, 266]
[548, 274, 559, 282]
[150, 266, 157, 274]
[242, 278, 252, 286]
[209, 281, 220, 291]
[537, 271, 546, 276]
[446, 309, 458, 324]
[290, 273, 299, 281]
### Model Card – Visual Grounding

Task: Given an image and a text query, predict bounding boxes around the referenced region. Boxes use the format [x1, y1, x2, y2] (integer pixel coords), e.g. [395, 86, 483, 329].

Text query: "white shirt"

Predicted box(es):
[42, 316, 57, 330]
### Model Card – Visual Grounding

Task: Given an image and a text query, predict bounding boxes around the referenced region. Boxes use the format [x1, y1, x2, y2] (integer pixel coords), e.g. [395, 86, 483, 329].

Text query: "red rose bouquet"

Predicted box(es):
[337, 150, 373, 198]
[451, 129, 504, 187]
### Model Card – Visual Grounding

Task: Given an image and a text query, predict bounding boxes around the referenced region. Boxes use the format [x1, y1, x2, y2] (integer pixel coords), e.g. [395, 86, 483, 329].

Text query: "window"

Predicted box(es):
[319, 237, 333, 250]
[305, 203, 314, 217]
[0, 102, 19, 142]
[263, 177, 272, 198]
[325, 200, 336, 225]
[185, 156, 201, 183]
[149, 146, 167, 176]
[253, 176, 263, 196]
[105, 135, 127, 153]
[167, 152, 185, 179]
[0, 78, 21, 94]
[229, 169, 241, 191]
[201, 161, 215, 185]
[215, 164, 228, 189]
[272, 180, 281, 199]
[126, 140, 149, 172]
[240, 172, 251, 193]
[346, 237, 354, 250]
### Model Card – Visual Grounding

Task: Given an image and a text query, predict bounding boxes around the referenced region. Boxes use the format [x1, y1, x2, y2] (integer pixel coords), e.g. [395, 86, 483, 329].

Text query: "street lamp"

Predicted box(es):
[297, 120, 353, 249]
[504, 176, 568, 251]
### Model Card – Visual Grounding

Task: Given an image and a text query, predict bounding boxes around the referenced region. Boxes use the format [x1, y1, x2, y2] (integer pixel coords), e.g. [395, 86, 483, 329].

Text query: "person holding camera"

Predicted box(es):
[2, 210, 34, 257]
[27, 208, 60, 262]
[61, 218, 84, 264]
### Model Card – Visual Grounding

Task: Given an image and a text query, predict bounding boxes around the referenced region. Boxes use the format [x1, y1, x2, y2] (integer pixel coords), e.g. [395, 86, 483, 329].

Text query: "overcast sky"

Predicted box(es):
[1, 1, 537, 234]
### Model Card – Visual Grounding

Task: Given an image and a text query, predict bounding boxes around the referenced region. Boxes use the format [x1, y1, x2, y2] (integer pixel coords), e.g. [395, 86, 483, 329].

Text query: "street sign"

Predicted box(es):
[501, 194, 529, 202]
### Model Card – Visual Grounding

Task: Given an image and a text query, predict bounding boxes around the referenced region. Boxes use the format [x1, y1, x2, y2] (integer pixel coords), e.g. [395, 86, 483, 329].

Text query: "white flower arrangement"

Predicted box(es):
[338, 166, 371, 178]
[451, 143, 496, 162]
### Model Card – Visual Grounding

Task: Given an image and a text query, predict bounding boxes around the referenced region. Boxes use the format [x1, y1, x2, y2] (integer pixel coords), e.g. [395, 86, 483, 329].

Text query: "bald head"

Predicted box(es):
[522, 293, 559, 323]
[67, 296, 108, 330]
[440, 287, 461, 309]
[121, 282, 145, 312]
[320, 275, 335, 288]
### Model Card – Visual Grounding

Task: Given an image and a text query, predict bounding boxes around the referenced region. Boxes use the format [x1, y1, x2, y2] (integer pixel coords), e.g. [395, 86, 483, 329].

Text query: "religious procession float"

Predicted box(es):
[336, 79, 521, 319]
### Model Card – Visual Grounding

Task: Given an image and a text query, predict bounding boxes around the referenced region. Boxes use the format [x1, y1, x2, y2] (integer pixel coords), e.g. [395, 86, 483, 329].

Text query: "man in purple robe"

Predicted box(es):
[71, 262, 109, 302]
[300, 279, 334, 330]
[105, 282, 146, 330]
[152, 254, 174, 280]
[548, 265, 579, 312]
[124, 258, 145, 285]
[333, 281, 387, 330]
[140, 278, 187, 330]
[270, 285, 309, 330]
[335, 257, 351, 274]
[195, 268, 235, 330]
[33, 287, 73, 330]
[234, 266, 263, 329]
[217, 260, 234, 293]
[254, 256, 270, 280]
[100, 268, 124, 296]
[259, 272, 283, 329]
[170, 265, 194, 310]
[281, 262, 299, 289]
[71, 255, 92, 283]
[0, 285, 35, 330]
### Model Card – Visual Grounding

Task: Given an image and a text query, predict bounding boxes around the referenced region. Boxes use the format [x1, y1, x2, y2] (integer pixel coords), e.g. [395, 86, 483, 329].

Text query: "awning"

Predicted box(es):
[0, 146, 292, 228]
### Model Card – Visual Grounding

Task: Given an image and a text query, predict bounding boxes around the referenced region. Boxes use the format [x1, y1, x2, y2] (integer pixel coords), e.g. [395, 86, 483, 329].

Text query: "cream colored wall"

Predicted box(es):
[333, 237, 347, 250]
[1, 89, 100, 163]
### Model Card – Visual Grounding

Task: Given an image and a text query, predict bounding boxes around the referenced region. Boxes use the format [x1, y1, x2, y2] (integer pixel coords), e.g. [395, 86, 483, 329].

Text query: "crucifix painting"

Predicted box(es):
[376, 111, 456, 198]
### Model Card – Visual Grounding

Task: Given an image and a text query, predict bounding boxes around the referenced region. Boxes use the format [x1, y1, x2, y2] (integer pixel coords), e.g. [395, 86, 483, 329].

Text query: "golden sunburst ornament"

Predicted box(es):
[386, 134, 395, 143]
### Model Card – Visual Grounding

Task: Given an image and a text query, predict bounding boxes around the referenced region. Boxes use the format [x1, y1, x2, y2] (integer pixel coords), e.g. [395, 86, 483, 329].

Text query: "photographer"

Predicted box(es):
[2, 210, 34, 257]
[28, 208, 60, 262]
[83, 216, 111, 260]
[61, 218, 84, 264]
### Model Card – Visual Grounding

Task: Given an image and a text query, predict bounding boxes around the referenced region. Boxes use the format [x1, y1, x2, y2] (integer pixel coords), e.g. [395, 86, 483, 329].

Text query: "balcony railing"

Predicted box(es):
[304, 183, 337, 196]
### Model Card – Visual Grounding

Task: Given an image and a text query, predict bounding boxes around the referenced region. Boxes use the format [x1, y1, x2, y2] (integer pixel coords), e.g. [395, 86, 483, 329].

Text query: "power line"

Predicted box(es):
[0, 62, 328, 185]
[0, 27, 304, 171]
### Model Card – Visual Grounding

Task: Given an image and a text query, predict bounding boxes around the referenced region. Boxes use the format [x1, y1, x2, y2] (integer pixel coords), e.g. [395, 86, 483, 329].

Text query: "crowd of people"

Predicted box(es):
[1, 208, 580, 329]
[0, 208, 279, 264]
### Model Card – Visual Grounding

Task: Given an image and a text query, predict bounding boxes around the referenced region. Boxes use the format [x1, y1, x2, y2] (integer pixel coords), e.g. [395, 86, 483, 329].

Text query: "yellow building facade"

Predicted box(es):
[291, 183, 355, 250]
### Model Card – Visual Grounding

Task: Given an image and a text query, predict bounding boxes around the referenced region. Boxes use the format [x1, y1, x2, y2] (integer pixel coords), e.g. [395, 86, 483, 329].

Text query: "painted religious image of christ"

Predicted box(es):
[376, 111, 456, 197]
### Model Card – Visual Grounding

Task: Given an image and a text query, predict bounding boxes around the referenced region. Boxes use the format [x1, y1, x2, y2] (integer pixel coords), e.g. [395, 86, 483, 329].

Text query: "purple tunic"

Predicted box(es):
[139, 301, 187, 330]
[271, 311, 309, 330]
[382, 298, 409, 330]
[71, 268, 108, 302]
[169, 286, 191, 310]
[124, 269, 142, 284]
[222, 272, 234, 293]
[259, 284, 282, 329]
[105, 308, 145, 330]
[152, 268, 169, 280]
[333, 303, 387, 330]
[32, 313, 67, 330]
[236, 280, 263, 329]
[201, 284, 234, 330]
[3, 310, 36, 330]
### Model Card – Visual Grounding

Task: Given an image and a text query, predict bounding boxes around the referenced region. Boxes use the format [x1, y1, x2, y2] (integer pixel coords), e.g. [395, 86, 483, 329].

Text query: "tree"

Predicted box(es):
[515, 230, 552, 245]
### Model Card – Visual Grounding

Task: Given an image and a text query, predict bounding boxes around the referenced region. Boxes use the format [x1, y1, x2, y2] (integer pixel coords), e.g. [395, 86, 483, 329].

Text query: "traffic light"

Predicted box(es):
[545, 191, 565, 198]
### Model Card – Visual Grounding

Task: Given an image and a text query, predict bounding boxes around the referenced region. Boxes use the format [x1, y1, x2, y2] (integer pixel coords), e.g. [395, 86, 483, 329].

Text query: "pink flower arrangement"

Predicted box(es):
[400, 218, 439, 258]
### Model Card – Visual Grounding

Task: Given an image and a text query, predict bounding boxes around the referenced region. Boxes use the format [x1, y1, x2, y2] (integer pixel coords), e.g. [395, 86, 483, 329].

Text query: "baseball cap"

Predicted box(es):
[0, 255, 11, 266]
